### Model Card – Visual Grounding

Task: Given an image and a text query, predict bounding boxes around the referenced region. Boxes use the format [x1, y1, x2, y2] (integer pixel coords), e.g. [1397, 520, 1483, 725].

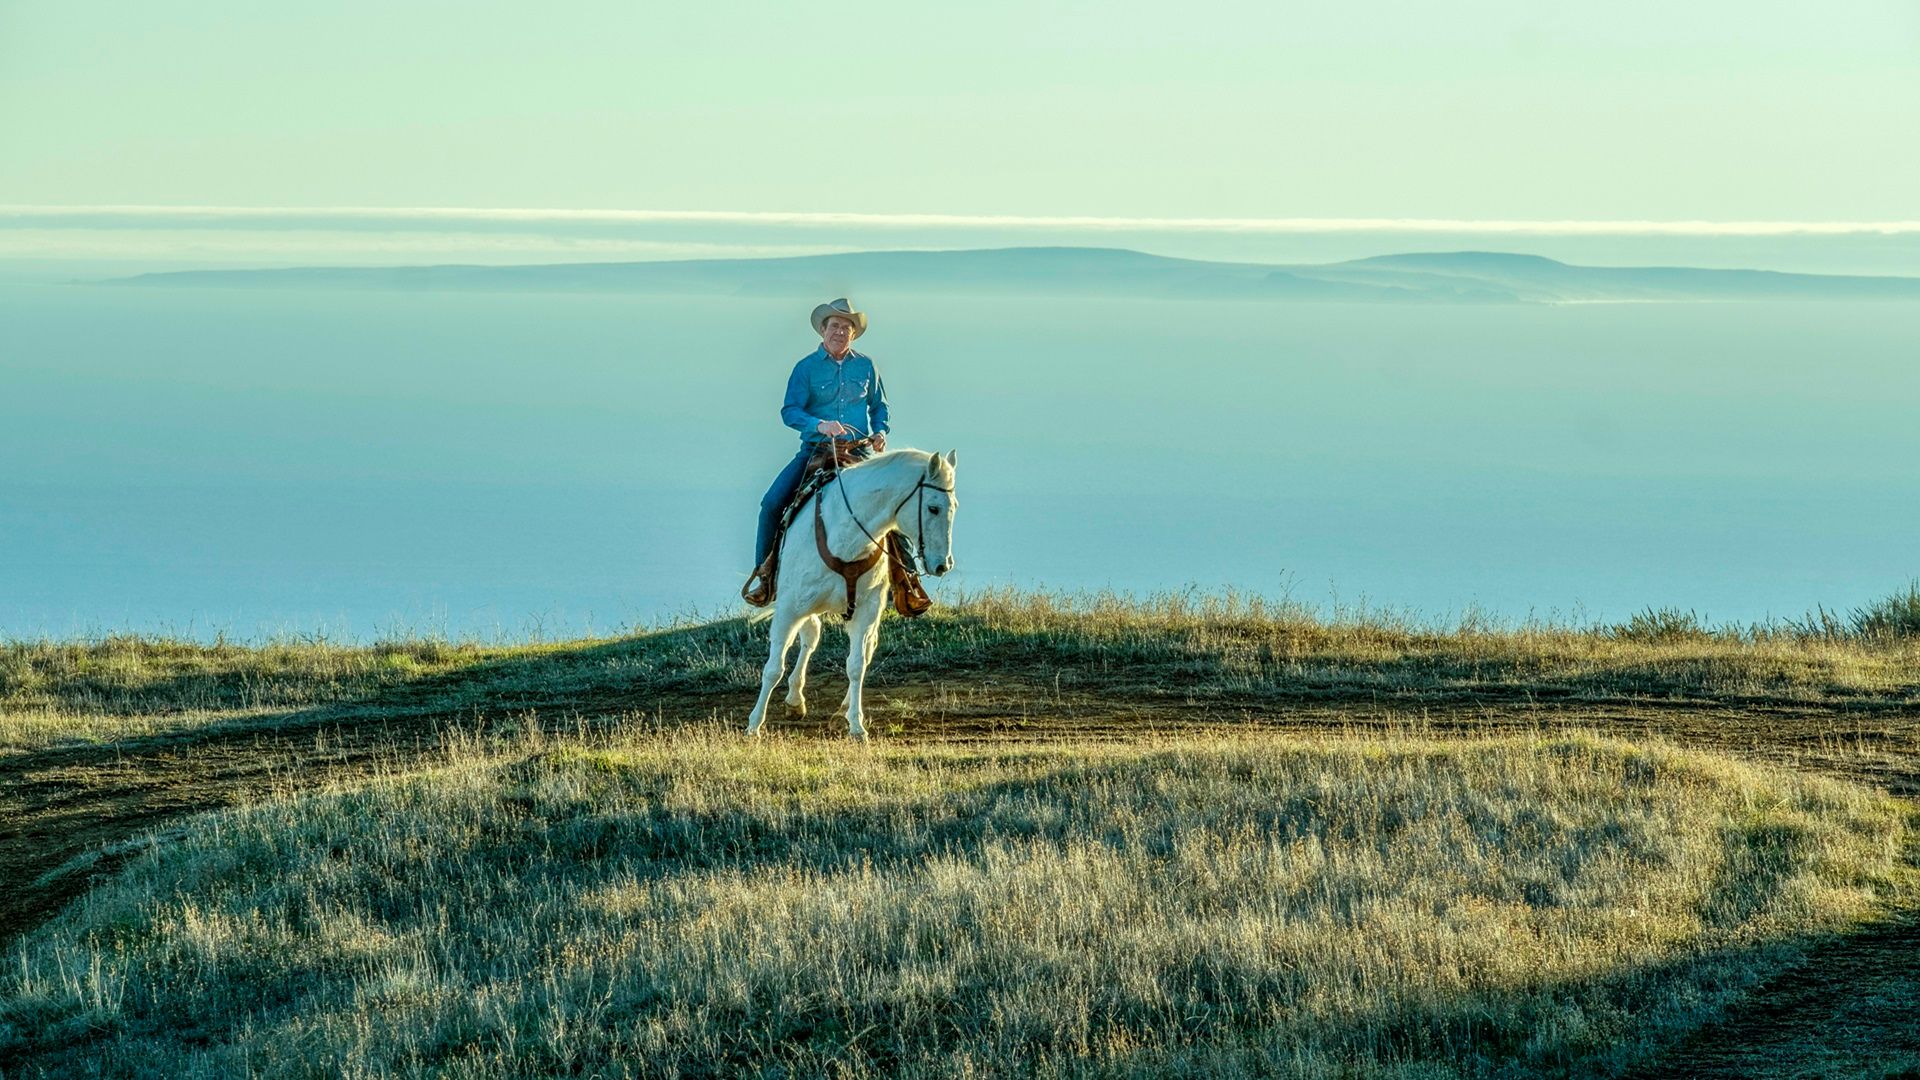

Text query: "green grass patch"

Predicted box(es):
[2, 731, 1909, 1077]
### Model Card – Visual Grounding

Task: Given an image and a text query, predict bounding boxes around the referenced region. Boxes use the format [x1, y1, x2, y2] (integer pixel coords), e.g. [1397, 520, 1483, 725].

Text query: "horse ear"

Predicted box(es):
[944, 449, 957, 469]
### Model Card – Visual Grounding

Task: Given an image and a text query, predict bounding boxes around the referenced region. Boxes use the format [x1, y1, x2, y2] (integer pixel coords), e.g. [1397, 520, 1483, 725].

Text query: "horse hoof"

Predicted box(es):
[785, 697, 806, 717]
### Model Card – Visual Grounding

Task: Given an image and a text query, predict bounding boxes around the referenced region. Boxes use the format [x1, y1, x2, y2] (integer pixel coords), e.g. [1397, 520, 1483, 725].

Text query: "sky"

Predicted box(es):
[3, 1, 1918, 221]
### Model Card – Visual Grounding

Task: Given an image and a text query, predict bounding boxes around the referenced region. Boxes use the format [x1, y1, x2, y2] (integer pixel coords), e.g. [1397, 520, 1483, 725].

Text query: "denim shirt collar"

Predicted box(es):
[810, 345, 865, 364]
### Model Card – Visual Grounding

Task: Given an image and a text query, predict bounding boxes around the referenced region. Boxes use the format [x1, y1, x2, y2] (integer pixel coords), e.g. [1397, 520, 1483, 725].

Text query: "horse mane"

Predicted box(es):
[850, 448, 948, 483]
[848, 448, 929, 468]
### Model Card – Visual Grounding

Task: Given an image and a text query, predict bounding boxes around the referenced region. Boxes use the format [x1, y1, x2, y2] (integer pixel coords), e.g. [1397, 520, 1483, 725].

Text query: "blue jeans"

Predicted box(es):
[754, 447, 814, 568]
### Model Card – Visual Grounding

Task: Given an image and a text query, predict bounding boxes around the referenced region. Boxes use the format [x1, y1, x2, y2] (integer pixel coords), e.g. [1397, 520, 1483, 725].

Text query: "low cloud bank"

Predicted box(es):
[8, 204, 1920, 237]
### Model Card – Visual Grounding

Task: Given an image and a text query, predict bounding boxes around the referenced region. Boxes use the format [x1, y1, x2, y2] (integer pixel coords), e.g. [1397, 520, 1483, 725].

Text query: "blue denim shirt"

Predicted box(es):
[781, 346, 890, 446]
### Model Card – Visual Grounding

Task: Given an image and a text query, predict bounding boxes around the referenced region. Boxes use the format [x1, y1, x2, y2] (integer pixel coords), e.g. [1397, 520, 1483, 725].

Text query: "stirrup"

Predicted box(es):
[742, 557, 777, 607]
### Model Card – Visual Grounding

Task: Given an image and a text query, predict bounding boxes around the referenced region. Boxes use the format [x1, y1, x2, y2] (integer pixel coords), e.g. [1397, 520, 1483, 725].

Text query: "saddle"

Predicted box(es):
[741, 440, 933, 620]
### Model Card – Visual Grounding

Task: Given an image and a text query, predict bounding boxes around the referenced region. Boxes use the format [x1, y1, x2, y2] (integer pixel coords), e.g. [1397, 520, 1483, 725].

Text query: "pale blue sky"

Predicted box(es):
[2, 1, 1916, 219]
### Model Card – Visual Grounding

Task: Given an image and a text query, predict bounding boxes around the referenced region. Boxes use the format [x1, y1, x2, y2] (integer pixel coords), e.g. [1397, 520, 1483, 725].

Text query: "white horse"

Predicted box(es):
[746, 448, 958, 740]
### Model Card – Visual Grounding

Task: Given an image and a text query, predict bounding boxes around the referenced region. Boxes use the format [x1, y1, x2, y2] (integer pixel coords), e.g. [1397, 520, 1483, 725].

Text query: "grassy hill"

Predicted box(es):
[4, 731, 1911, 1078]
[5, 589, 1920, 1076]
[7, 588, 1920, 768]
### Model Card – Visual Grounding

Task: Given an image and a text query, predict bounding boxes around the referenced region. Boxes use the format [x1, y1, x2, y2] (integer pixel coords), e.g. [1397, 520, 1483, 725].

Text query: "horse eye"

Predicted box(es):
[928, 506, 941, 515]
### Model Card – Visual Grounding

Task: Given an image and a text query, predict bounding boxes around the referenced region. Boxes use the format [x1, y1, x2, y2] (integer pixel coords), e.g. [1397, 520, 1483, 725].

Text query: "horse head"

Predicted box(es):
[916, 450, 958, 577]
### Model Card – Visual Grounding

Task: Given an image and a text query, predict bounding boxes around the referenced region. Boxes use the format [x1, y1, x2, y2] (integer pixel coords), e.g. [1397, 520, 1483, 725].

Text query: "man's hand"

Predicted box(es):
[872, 433, 887, 451]
[816, 420, 854, 437]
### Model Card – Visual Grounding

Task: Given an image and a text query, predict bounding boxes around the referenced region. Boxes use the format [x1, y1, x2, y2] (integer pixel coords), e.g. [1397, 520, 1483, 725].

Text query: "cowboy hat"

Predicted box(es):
[810, 298, 868, 339]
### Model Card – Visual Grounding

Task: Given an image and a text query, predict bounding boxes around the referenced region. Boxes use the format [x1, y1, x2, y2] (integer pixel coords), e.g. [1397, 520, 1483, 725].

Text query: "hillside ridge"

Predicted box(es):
[106, 246, 1920, 304]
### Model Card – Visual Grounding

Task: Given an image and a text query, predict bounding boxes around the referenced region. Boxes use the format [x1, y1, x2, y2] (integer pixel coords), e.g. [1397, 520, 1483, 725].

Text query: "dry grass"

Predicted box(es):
[2, 729, 1911, 1078]
[0, 637, 501, 754]
[7, 588, 1920, 757]
[0, 705, 270, 753]
[888, 589, 1920, 706]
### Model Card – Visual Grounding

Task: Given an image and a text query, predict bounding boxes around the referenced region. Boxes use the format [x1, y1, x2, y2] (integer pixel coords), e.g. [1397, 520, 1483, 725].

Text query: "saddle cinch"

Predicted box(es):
[741, 440, 933, 619]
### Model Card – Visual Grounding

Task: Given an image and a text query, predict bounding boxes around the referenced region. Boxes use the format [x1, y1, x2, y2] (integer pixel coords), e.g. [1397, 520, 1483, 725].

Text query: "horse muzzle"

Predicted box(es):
[931, 557, 954, 577]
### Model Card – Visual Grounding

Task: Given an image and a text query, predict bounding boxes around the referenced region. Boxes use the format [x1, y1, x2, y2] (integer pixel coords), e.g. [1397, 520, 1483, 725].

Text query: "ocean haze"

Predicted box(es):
[4, 255, 1917, 640]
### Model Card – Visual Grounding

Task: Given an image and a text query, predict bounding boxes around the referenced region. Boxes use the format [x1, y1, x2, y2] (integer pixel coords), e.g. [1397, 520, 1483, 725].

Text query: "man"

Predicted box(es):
[750, 298, 890, 574]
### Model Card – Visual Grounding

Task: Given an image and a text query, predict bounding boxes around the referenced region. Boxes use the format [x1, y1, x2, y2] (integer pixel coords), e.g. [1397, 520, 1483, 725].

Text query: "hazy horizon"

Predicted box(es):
[9, 207, 1920, 282]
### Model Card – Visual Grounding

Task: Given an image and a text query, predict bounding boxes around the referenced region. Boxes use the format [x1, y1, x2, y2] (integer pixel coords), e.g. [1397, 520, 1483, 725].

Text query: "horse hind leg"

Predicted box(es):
[747, 609, 805, 736]
[784, 615, 822, 716]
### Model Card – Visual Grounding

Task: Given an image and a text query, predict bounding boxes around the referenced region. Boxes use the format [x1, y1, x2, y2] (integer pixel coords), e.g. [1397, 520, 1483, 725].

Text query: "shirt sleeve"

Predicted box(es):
[868, 363, 890, 435]
[780, 360, 821, 434]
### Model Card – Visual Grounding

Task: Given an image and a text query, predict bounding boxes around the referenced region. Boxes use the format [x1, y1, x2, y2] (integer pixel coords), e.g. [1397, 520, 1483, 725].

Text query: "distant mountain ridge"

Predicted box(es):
[107, 247, 1920, 304]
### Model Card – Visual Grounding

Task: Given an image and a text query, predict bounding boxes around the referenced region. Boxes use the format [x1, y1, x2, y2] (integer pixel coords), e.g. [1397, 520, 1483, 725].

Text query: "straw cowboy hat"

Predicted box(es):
[810, 298, 868, 339]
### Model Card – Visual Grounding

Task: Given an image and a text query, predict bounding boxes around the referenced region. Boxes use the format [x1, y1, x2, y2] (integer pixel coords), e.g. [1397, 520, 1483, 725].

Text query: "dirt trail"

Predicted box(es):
[1629, 914, 1920, 1078]
[4, 682, 1919, 1075]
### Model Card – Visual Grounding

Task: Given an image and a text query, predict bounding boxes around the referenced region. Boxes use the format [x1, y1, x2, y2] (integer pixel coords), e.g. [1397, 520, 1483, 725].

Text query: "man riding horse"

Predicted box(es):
[745, 440, 957, 740]
[747, 298, 890, 592]
[739, 297, 958, 740]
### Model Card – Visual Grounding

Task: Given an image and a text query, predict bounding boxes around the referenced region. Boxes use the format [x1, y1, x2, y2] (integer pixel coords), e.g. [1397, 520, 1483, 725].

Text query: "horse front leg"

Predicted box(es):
[834, 624, 879, 720]
[784, 615, 822, 716]
[747, 609, 804, 736]
[842, 597, 884, 741]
